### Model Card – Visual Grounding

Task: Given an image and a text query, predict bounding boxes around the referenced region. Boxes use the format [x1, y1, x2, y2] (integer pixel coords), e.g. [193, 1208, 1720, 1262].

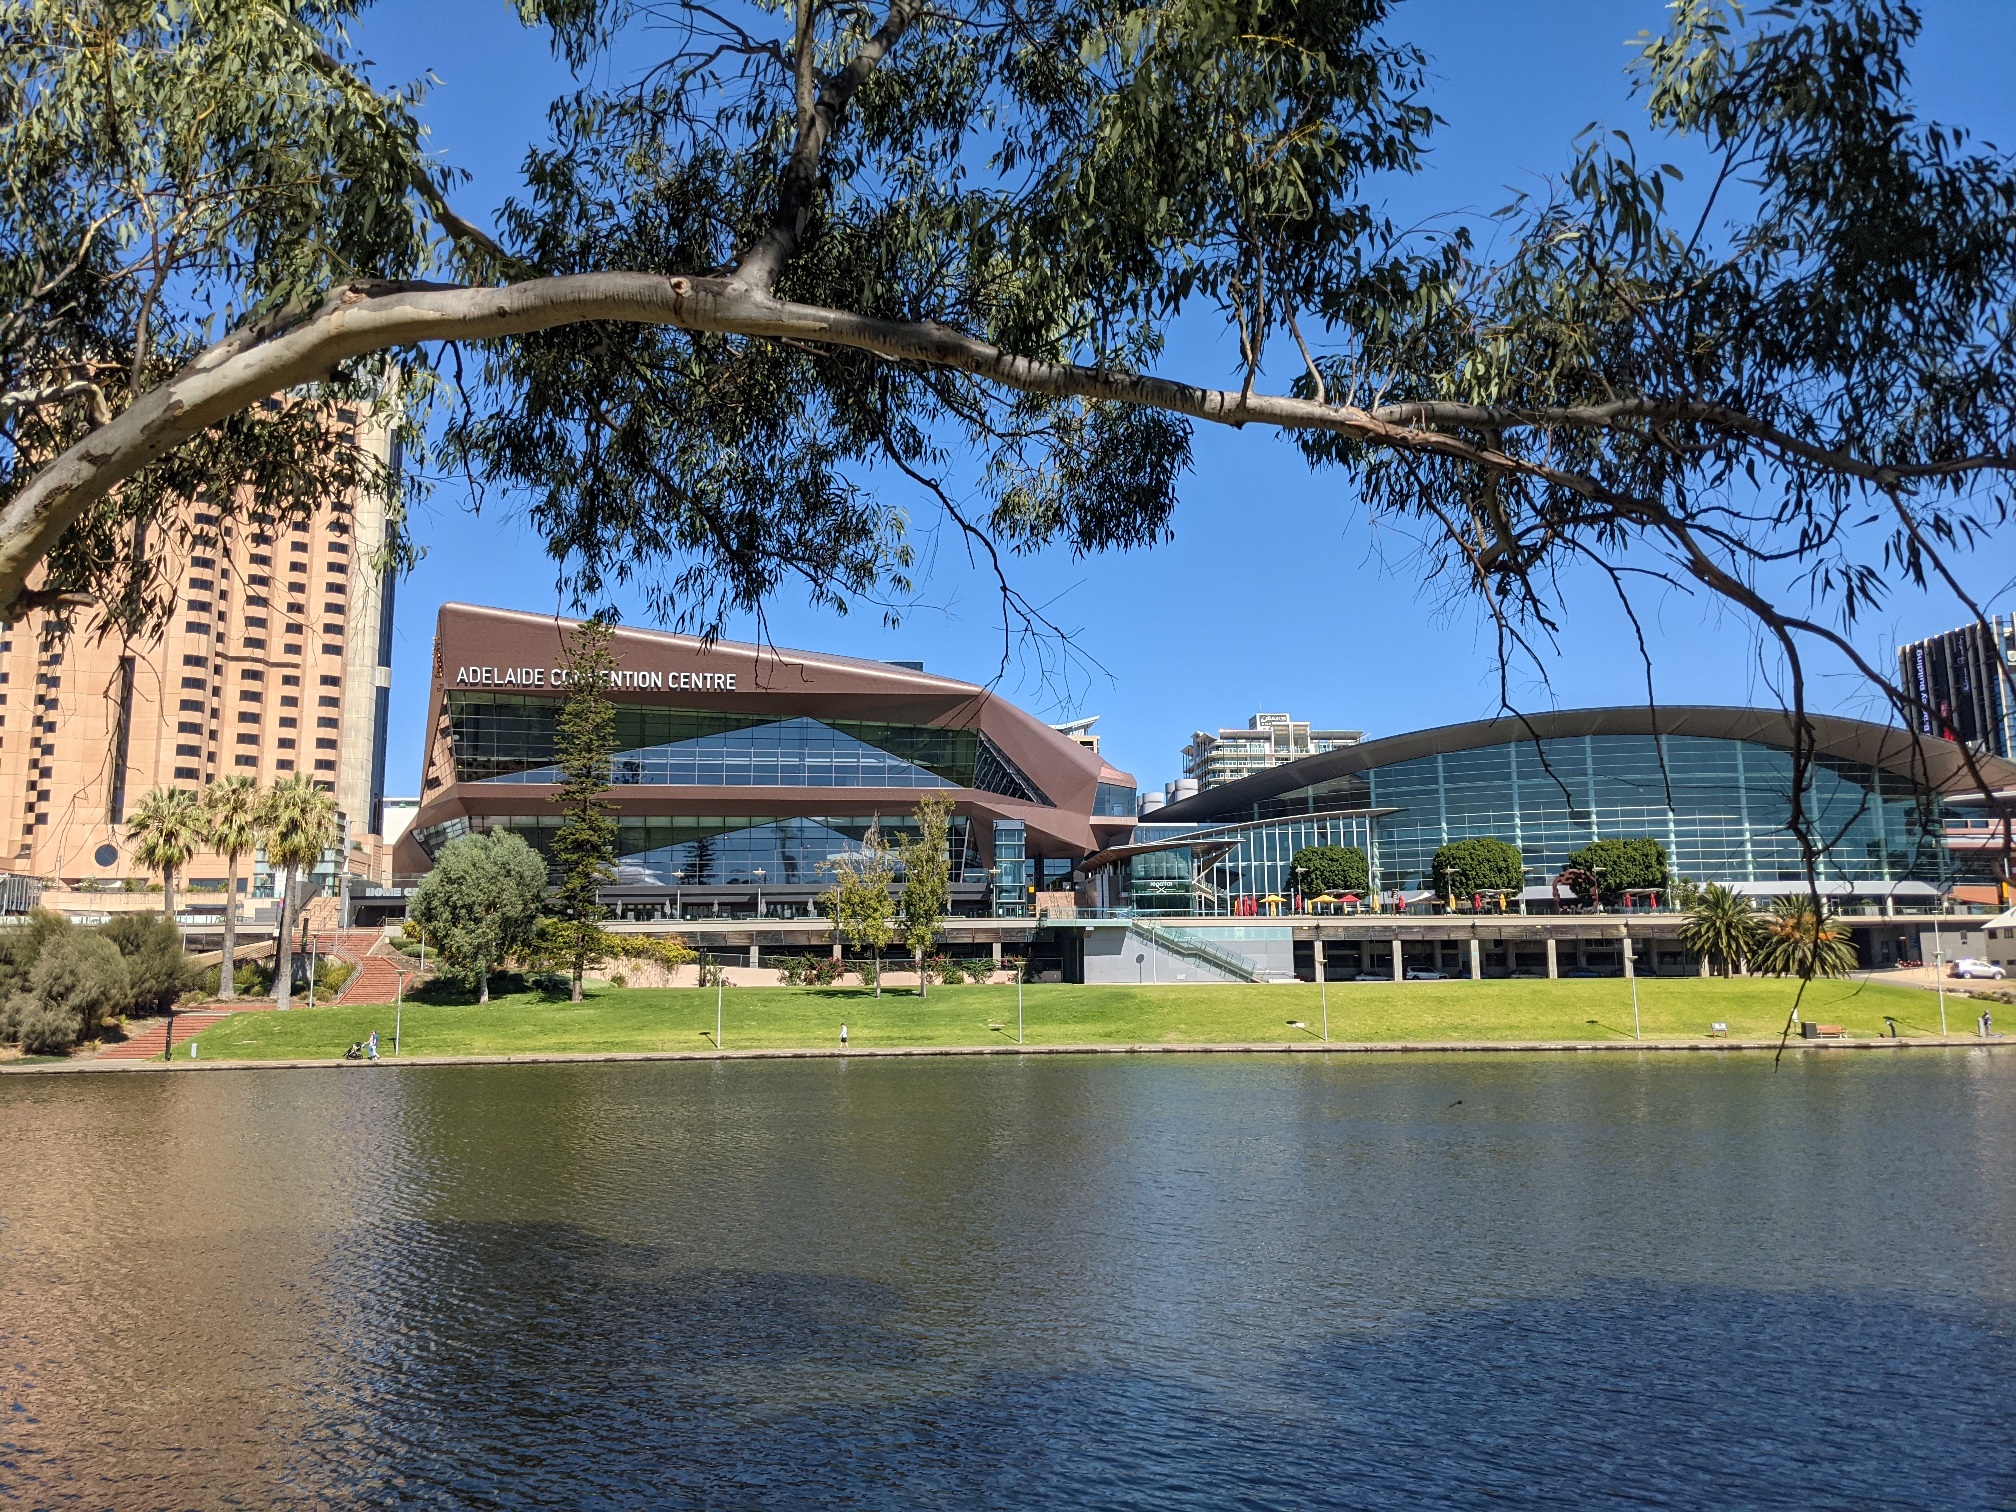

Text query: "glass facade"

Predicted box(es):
[1093, 780, 1137, 817]
[418, 811, 986, 887]
[1110, 733, 1957, 914]
[447, 694, 1050, 803]
[993, 819, 1029, 917]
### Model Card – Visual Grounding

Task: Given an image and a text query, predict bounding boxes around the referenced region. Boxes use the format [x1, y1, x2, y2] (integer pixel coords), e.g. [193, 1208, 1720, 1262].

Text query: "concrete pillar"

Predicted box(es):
[992, 940, 1003, 965]
[1469, 938, 1481, 981]
[1392, 938, 1405, 982]
[1623, 934, 1635, 980]
[1545, 937, 1558, 979]
[748, 942, 760, 969]
[1314, 937, 1326, 984]
[832, 939, 843, 960]
[1698, 950, 1709, 978]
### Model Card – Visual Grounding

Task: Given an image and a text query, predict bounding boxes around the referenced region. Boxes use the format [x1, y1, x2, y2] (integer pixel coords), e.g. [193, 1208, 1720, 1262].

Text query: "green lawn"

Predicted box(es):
[184, 975, 1951, 1061]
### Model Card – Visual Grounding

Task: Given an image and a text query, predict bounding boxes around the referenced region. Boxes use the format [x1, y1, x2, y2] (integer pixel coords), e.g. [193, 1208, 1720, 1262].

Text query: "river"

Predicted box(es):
[3, 1051, 2012, 1508]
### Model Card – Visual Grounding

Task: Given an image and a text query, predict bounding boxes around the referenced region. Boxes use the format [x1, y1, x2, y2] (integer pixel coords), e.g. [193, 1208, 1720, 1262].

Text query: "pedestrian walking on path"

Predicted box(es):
[839, 1022, 848, 1049]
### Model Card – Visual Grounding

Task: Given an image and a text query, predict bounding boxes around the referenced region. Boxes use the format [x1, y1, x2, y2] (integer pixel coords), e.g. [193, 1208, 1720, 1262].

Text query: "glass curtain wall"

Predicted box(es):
[421, 812, 985, 887]
[446, 694, 1050, 803]
[1296, 735, 1946, 890]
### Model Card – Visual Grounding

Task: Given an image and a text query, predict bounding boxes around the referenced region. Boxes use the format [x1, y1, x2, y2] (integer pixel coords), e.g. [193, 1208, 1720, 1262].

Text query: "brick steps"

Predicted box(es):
[101, 1005, 262, 1060]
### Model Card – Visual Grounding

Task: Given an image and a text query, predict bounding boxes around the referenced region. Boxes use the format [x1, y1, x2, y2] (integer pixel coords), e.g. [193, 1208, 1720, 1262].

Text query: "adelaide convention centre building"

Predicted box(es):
[395, 604, 1140, 916]
[399, 606, 2012, 980]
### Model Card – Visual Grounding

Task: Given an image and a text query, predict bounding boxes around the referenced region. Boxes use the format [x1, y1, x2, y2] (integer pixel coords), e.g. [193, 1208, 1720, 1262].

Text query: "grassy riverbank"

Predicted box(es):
[180, 976, 1948, 1060]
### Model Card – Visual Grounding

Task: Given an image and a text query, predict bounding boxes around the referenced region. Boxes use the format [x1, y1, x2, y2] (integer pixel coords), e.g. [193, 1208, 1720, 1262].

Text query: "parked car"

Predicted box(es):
[1355, 971, 1394, 982]
[1952, 958, 2007, 980]
[1404, 968, 1447, 980]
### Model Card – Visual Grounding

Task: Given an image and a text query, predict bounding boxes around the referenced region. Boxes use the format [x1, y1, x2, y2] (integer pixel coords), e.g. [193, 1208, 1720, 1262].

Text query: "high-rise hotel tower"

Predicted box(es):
[0, 416, 396, 891]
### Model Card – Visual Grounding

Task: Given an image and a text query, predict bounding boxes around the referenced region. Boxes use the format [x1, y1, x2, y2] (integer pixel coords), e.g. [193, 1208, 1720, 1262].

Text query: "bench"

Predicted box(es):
[1800, 1021, 1847, 1039]
[1709, 1021, 1728, 1037]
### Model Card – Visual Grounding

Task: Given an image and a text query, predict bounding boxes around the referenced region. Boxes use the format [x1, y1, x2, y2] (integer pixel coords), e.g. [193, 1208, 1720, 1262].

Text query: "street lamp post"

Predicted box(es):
[1017, 959, 1025, 1045]
[754, 868, 766, 920]
[1933, 914, 1948, 1036]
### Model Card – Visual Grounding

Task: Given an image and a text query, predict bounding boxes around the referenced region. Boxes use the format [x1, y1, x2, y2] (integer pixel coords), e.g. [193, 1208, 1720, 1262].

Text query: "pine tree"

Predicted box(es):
[550, 616, 618, 1003]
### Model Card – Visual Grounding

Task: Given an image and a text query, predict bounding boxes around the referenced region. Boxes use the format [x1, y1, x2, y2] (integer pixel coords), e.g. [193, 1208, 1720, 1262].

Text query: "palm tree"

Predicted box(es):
[201, 776, 265, 1002]
[1679, 883, 1762, 977]
[1754, 896, 1860, 979]
[126, 785, 205, 924]
[263, 774, 338, 1011]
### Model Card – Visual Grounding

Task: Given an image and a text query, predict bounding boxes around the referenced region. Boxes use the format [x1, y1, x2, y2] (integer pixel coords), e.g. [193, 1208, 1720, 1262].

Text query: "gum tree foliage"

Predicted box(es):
[549, 615, 618, 1003]
[1563, 836, 1670, 906]
[1289, 844, 1369, 895]
[4, 0, 2014, 877]
[818, 821, 897, 995]
[896, 792, 954, 997]
[1430, 837, 1523, 900]
[409, 828, 550, 1003]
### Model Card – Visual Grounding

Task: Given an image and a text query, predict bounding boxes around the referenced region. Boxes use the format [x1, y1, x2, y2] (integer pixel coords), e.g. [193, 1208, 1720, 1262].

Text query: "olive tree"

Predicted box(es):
[409, 829, 550, 1004]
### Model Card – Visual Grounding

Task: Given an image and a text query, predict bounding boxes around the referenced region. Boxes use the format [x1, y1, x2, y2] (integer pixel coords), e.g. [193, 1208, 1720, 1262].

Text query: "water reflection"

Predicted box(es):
[3, 1053, 2013, 1508]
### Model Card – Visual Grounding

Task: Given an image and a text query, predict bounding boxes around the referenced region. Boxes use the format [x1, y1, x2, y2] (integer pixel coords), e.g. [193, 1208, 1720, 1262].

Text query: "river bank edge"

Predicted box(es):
[3, 1035, 2003, 1074]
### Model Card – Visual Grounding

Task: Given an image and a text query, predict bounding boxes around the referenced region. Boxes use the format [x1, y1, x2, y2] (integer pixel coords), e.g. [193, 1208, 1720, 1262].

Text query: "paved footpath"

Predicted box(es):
[8, 1034, 2004, 1074]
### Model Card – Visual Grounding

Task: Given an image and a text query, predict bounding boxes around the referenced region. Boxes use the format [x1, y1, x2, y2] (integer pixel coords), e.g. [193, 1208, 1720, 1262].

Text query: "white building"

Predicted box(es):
[1181, 713, 1362, 791]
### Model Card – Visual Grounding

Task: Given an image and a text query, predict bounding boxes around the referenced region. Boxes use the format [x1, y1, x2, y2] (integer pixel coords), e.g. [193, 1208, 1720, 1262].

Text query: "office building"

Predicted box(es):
[1182, 712, 1361, 791]
[1898, 615, 2016, 759]
[397, 605, 1139, 916]
[0, 418, 397, 896]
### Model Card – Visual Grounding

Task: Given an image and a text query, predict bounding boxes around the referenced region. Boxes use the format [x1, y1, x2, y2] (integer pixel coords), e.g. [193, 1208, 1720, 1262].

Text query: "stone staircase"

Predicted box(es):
[100, 1004, 263, 1060]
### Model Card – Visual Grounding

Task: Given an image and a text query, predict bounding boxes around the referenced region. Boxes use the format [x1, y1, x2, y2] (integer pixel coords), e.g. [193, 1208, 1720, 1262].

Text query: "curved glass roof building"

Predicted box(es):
[1092, 707, 2014, 915]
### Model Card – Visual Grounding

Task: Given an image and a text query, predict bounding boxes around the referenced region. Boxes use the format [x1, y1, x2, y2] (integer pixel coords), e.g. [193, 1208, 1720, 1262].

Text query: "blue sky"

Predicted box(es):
[351, 0, 2016, 797]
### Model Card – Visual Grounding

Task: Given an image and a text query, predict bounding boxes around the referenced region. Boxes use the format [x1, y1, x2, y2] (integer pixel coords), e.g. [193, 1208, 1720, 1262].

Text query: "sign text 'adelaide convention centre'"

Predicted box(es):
[453, 664, 741, 691]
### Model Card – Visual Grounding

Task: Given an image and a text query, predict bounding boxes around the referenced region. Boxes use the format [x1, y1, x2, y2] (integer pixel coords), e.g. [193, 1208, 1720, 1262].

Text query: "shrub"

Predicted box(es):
[29, 931, 131, 1045]
[101, 912, 192, 1014]
[609, 971, 628, 989]
[774, 955, 808, 986]
[0, 991, 25, 1044]
[937, 956, 966, 985]
[312, 958, 355, 997]
[1290, 845, 1370, 896]
[0, 911, 71, 1004]
[234, 960, 275, 996]
[856, 955, 880, 989]
[18, 997, 82, 1055]
[1430, 838, 1524, 900]
[809, 955, 845, 986]
[1563, 837, 1670, 905]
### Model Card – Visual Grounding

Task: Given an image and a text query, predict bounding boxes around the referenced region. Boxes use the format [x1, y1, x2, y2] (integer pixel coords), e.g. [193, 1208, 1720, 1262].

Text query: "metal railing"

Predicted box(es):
[1128, 921, 1265, 982]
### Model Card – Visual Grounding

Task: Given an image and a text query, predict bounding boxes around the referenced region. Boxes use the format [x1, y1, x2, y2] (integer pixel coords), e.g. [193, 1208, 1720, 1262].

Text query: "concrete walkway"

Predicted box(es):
[8, 1034, 2003, 1074]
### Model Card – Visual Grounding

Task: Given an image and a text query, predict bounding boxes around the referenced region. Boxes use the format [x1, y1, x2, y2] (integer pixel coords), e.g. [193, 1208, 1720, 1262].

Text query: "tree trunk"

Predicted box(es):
[479, 963, 490, 1005]
[570, 947, 583, 1003]
[218, 854, 239, 1001]
[163, 865, 177, 929]
[916, 948, 926, 1000]
[273, 866, 296, 1011]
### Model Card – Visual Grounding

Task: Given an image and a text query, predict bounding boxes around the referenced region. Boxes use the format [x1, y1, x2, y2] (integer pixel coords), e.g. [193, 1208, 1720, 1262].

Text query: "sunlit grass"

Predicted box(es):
[186, 975, 1944, 1060]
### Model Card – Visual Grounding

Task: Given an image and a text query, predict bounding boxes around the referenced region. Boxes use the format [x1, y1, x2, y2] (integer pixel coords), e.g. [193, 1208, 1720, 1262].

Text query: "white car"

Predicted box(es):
[1952, 958, 2007, 980]
[1405, 968, 1448, 981]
